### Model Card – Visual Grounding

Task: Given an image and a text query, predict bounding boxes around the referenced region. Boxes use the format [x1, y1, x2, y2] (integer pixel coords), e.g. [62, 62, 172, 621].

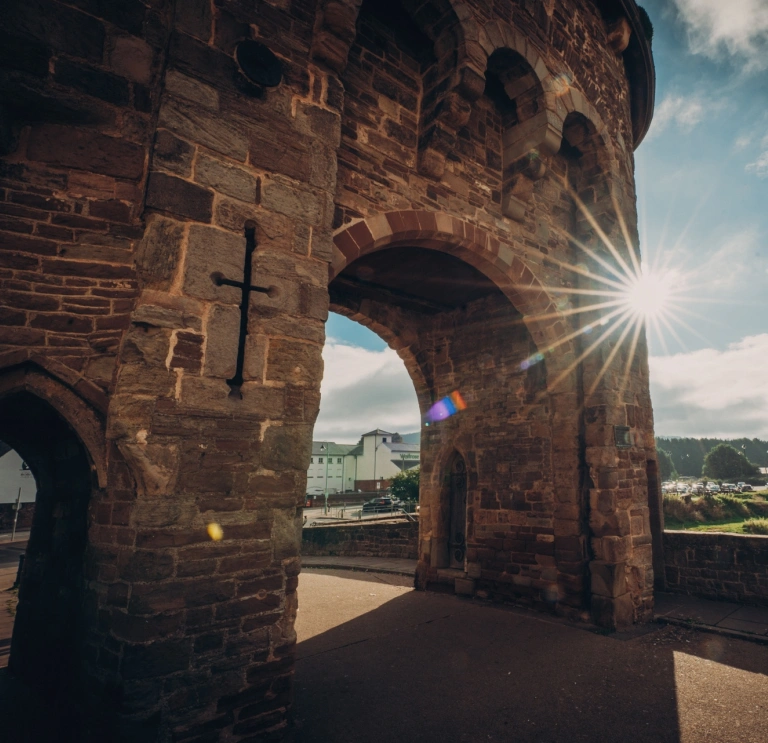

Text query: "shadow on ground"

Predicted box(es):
[294, 570, 768, 743]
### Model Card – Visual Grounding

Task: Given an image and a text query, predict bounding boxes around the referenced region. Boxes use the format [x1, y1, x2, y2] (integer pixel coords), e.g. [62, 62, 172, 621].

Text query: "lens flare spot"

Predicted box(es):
[207, 522, 224, 541]
[425, 390, 467, 423]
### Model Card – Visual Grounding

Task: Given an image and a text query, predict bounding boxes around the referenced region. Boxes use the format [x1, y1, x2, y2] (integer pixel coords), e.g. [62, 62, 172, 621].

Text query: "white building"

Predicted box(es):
[0, 443, 36, 504]
[306, 441, 359, 495]
[306, 429, 420, 494]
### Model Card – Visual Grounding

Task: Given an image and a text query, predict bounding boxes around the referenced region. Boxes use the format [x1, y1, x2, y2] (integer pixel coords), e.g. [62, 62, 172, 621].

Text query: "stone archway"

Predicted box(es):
[0, 390, 94, 700]
[328, 212, 576, 603]
[330, 210, 569, 355]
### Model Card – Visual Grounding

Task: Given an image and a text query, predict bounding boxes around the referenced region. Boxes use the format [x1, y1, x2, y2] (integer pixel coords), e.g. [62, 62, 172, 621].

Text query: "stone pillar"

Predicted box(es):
[98, 6, 342, 738]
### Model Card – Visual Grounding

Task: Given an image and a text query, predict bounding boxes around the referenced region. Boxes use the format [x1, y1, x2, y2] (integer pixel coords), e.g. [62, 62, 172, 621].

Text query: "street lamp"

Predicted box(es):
[319, 443, 330, 514]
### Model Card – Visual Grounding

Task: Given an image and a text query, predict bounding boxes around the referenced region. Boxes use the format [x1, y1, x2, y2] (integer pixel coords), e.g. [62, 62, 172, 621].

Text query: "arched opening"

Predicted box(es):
[482, 47, 553, 221]
[328, 236, 553, 596]
[0, 391, 93, 700]
[445, 452, 467, 570]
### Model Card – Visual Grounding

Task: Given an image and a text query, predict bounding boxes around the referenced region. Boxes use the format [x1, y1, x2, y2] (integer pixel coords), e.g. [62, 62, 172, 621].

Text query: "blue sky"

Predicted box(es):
[316, 1, 768, 442]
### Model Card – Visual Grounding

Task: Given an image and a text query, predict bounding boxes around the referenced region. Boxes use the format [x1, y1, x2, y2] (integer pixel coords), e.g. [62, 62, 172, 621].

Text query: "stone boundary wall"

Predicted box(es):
[664, 531, 768, 606]
[302, 521, 418, 560]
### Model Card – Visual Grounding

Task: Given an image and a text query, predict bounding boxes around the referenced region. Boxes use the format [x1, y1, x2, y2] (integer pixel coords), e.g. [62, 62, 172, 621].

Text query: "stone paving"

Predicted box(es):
[302, 555, 417, 576]
[303, 556, 768, 642]
[656, 592, 768, 639]
[294, 569, 768, 743]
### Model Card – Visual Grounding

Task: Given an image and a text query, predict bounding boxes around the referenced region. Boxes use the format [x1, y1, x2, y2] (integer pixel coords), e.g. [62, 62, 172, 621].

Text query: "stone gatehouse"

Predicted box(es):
[0, 0, 658, 738]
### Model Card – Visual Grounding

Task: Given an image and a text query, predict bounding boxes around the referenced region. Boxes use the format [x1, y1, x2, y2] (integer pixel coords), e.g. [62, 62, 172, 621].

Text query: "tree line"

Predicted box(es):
[656, 437, 768, 477]
[656, 437, 767, 482]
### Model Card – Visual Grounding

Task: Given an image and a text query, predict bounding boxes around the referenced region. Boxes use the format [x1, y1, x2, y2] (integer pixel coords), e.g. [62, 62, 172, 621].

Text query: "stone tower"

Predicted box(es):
[0, 0, 656, 739]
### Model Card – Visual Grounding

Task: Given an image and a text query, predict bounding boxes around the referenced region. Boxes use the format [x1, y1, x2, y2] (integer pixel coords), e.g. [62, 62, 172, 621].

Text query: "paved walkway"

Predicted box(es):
[295, 569, 768, 743]
[302, 556, 768, 642]
[656, 591, 768, 640]
[302, 555, 417, 576]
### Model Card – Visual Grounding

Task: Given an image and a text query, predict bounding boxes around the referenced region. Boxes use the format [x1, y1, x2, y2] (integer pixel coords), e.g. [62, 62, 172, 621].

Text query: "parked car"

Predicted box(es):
[691, 483, 705, 494]
[705, 482, 720, 493]
[721, 483, 737, 493]
[738, 483, 754, 493]
[362, 497, 403, 513]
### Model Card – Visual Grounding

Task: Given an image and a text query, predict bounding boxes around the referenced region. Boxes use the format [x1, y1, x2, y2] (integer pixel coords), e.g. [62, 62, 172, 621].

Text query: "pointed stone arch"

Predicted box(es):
[0, 358, 108, 487]
[330, 210, 569, 356]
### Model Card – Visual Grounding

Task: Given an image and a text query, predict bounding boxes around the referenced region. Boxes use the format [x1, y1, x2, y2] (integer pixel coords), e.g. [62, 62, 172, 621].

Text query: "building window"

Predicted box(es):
[310, 458, 314, 463]
[318, 458, 323, 464]
[382, 437, 387, 443]
[337, 458, 342, 464]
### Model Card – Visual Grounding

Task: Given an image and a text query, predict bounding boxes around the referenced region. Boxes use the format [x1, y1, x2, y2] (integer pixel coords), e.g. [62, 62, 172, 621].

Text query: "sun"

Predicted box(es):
[623, 267, 673, 321]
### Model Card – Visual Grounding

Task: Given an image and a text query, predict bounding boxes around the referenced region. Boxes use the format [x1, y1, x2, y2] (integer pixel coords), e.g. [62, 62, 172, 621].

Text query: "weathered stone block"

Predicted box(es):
[152, 130, 195, 177]
[261, 424, 312, 471]
[182, 224, 243, 303]
[261, 177, 324, 225]
[109, 34, 154, 84]
[27, 125, 145, 180]
[203, 304, 239, 379]
[195, 154, 259, 202]
[158, 96, 249, 161]
[145, 171, 213, 222]
[165, 69, 219, 111]
[266, 338, 323, 387]
[590, 560, 628, 598]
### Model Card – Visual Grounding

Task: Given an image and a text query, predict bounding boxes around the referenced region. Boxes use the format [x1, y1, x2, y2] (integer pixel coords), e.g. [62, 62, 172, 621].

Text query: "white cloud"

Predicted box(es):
[650, 333, 768, 437]
[686, 228, 761, 289]
[746, 150, 768, 177]
[647, 94, 706, 138]
[672, 0, 768, 69]
[314, 340, 420, 442]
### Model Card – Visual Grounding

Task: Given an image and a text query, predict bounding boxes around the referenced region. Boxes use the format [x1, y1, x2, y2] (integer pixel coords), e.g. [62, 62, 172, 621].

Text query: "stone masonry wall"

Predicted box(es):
[302, 521, 419, 560]
[664, 531, 768, 607]
[329, 0, 658, 628]
[0, 0, 656, 739]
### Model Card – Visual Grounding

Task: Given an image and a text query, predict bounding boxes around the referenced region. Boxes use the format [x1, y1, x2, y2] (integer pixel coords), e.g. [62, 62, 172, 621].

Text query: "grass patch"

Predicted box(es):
[743, 518, 768, 535]
[663, 493, 768, 533]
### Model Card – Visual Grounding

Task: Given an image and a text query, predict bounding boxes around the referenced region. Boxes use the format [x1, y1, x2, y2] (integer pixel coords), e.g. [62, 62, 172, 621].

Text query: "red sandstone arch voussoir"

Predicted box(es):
[331, 210, 567, 354]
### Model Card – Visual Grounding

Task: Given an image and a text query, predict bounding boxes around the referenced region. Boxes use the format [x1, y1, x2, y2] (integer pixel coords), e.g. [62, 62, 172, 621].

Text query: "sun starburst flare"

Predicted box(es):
[508, 182, 720, 404]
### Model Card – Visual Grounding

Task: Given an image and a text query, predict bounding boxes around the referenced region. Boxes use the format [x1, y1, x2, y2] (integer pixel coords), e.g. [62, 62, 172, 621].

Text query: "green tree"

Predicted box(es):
[657, 449, 677, 481]
[702, 443, 760, 480]
[390, 467, 419, 501]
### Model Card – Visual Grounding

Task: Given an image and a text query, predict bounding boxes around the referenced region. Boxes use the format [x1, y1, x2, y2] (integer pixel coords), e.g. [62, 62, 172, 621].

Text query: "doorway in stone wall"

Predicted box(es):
[447, 453, 467, 569]
[0, 390, 93, 703]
